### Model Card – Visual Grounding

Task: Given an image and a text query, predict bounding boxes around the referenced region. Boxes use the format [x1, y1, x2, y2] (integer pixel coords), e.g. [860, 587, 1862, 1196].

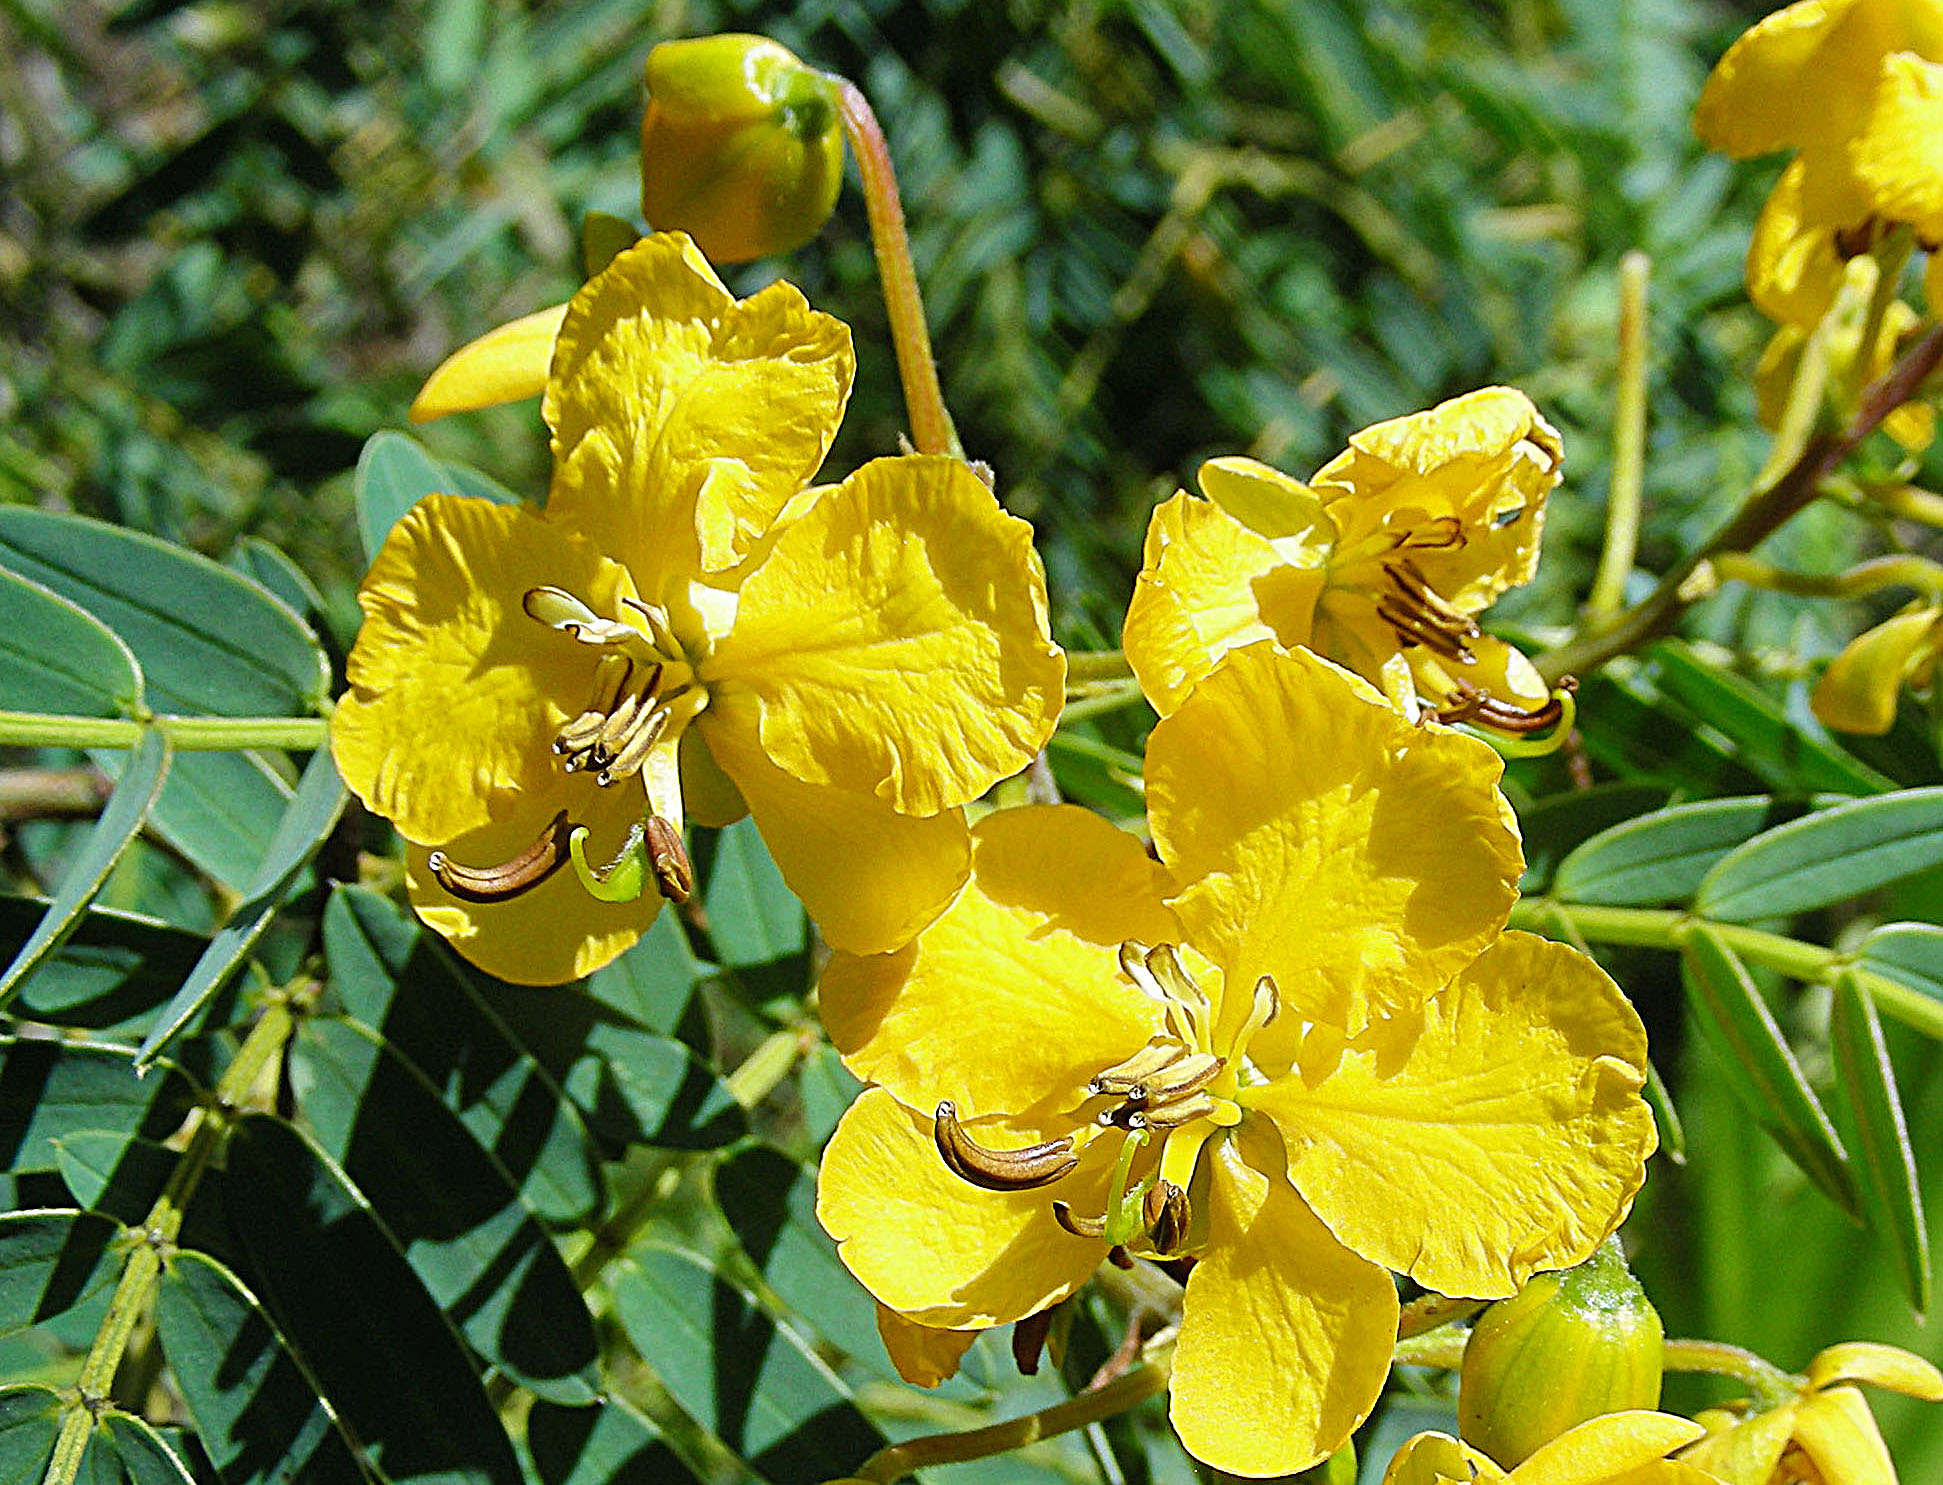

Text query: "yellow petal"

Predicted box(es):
[705, 455, 1063, 815]
[1383, 1432, 1505, 1484]
[1791, 1386, 1898, 1485]
[1315, 387, 1560, 613]
[1198, 456, 1332, 542]
[1811, 606, 1940, 735]
[818, 804, 1175, 1123]
[1512, 1412, 1707, 1485]
[331, 494, 632, 846]
[698, 716, 971, 955]
[1123, 489, 1320, 718]
[815, 1087, 1107, 1329]
[1248, 932, 1652, 1297]
[1927, 250, 1943, 316]
[1169, 1122, 1397, 1477]
[1807, 1341, 1943, 1399]
[1678, 1406, 1797, 1485]
[403, 781, 662, 984]
[874, 1304, 977, 1387]
[1406, 630, 1552, 715]
[1854, 50, 1943, 238]
[542, 232, 853, 579]
[1149, 643, 1522, 1038]
[408, 303, 568, 424]
[1746, 163, 1848, 326]
[1693, 0, 1864, 159]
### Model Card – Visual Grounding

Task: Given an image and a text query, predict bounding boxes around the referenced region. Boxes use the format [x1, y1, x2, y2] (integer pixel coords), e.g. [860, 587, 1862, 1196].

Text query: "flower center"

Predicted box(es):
[424, 584, 710, 908]
[931, 941, 1278, 1262]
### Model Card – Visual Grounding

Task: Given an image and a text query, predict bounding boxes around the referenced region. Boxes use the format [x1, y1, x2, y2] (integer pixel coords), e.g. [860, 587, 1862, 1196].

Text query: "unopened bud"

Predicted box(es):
[640, 34, 845, 262]
[1458, 1238, 1664, 1468]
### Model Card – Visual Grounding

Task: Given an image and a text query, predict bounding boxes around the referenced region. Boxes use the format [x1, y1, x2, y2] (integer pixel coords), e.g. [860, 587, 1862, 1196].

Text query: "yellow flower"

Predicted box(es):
[815, 643, 1657, 1477]
[332, 233, 1064, 983]
[1695, 0, 1943, 325]
[1123, 388, 1564, 732]
[1383, 1412, 1715, 1485]
[1810, 602, 1943, 733]
[1679, 1343, 1943, 1485]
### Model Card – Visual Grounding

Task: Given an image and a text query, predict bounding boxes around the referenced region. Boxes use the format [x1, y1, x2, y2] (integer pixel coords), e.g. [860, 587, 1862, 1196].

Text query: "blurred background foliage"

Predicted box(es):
[8, 0, 1943, 1478]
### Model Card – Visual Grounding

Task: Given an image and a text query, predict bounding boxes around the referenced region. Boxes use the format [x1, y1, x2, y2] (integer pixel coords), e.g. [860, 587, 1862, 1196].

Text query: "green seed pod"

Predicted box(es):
[1458, 1238, 1665, 1468]
[640, 34, 846, 262]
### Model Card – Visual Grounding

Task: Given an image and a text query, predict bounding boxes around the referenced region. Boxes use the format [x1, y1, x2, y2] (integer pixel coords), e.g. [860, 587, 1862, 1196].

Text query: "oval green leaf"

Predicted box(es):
[0, 1210, 120, 1340]
[1553, 795, 1799, 907]
[355, 430, 521, 565]
[1695, 787, 1943, 923]
[1681, 927, 1857, 1215]
[1829, 975, 1931, 1316]
[0, 565, 143, 718]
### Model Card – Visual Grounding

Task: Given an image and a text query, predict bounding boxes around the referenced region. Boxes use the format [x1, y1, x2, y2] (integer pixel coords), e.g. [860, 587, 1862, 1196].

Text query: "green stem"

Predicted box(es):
[0, 711, 330, 752]
[1059, 678, 1148, 726]
[1869, 482, 1943, 527]
[1392, 1330, 1466, 1371]
[1515, 898, 1943, 1041]
[44, 999, 295, 1485]
[1711, 551, 1943, 601]
[1663, 1338, 1800, 1407]
[832, 79, 963, 461]
[1587, 251, 1650, 621]
[1065, 649, 1135, 684]
[852, 1356, 1171, 1482]
[1537, 323, 1943, 684]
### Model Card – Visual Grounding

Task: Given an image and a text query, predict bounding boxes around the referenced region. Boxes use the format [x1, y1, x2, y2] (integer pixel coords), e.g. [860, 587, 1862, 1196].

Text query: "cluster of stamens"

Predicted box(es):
[1376, 554, 1480, 664]
[930, 942, 1280, 1263]
[553, 655, 682, 787]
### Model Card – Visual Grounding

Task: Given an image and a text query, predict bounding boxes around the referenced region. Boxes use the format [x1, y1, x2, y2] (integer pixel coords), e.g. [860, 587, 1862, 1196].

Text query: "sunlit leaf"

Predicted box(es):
[1695, 788, 1943, 922]
[1553, 794, 1806, 907]
[1829, 976, 1930, 1315]
[0, 564, 143, 718]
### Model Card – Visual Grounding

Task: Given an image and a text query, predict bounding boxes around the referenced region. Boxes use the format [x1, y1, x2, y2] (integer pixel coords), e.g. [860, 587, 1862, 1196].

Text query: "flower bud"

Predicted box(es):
[1458, 1238, 1664, 1469]
[640, 34, 845, 262]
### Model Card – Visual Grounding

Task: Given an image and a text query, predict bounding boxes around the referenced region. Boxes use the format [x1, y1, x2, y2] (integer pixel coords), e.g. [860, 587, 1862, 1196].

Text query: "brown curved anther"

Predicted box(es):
[1011, 1307, 1055, 1376]
[646, 816, 694, 902]
[427, 811, 574, 903]
[1436, 675, 1575, 736]
[1143, 1180, 1190, 1256]
[1051, 1200, 1106, 1238]
[933, 1101, 1078, 1192]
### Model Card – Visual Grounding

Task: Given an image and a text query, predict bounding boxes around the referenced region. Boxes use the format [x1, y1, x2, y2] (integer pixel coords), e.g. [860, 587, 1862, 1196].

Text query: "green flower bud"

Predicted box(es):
[1458, 1238, 1665, 1469]
[640, 34, 846, 262]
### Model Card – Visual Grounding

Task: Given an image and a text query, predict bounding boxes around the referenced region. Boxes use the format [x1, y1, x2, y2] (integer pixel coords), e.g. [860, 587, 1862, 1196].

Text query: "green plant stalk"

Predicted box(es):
[1587, 251, 1651, 621]
[0, 711, 330, 751]
[1869, 482, 1943, 527]
[1065, 649, 1135, 684]
[832, 79, 963, 461]
[1538, 323, 1943, 684]
[44, 997, 296, 1485]
[1515, 898, 1943, 1041]
[851, 1356, 1171, 1482]
[1059, 678, 1148, 726]
[1711, 550, 1943, 601]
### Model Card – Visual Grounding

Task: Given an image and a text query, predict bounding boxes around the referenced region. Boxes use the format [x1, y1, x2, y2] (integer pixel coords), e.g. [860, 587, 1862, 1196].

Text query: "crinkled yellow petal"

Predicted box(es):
[408, 303, 568, 424]
[1807, 1341, 1943, 1399]
[816, 1087, 1107, 1329]
[1315, 388, 1559, 612]
[1149, 643, 1522, 1038]
[1791, 1386, 1898, 1485]
[331, 494, 632, 846]
[402, 777, 661, 984]
[818, 804, 1175, 1124]
[875, 1304, 978, 1387]
[699, 715, 971, 955]
[1693, 0, 1863, 159]
[1123, 489, 1322, 718]
[1678, 1406, 1797, 1484]
[1512, 1413, 1708, 1485]
[1382, 1431, 1503, 1484]
[1169, 1122, 1397, 1477]
[1855, 50, 1943, 238]
[705, 455, 1063, 815]
[1197, 455, 1332, 543]
[1246, 932, 1653, 1298]
[1811, 607, 1940, 735]
[542, 232, 853, 580]
[1746, 162, 1848, 326]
